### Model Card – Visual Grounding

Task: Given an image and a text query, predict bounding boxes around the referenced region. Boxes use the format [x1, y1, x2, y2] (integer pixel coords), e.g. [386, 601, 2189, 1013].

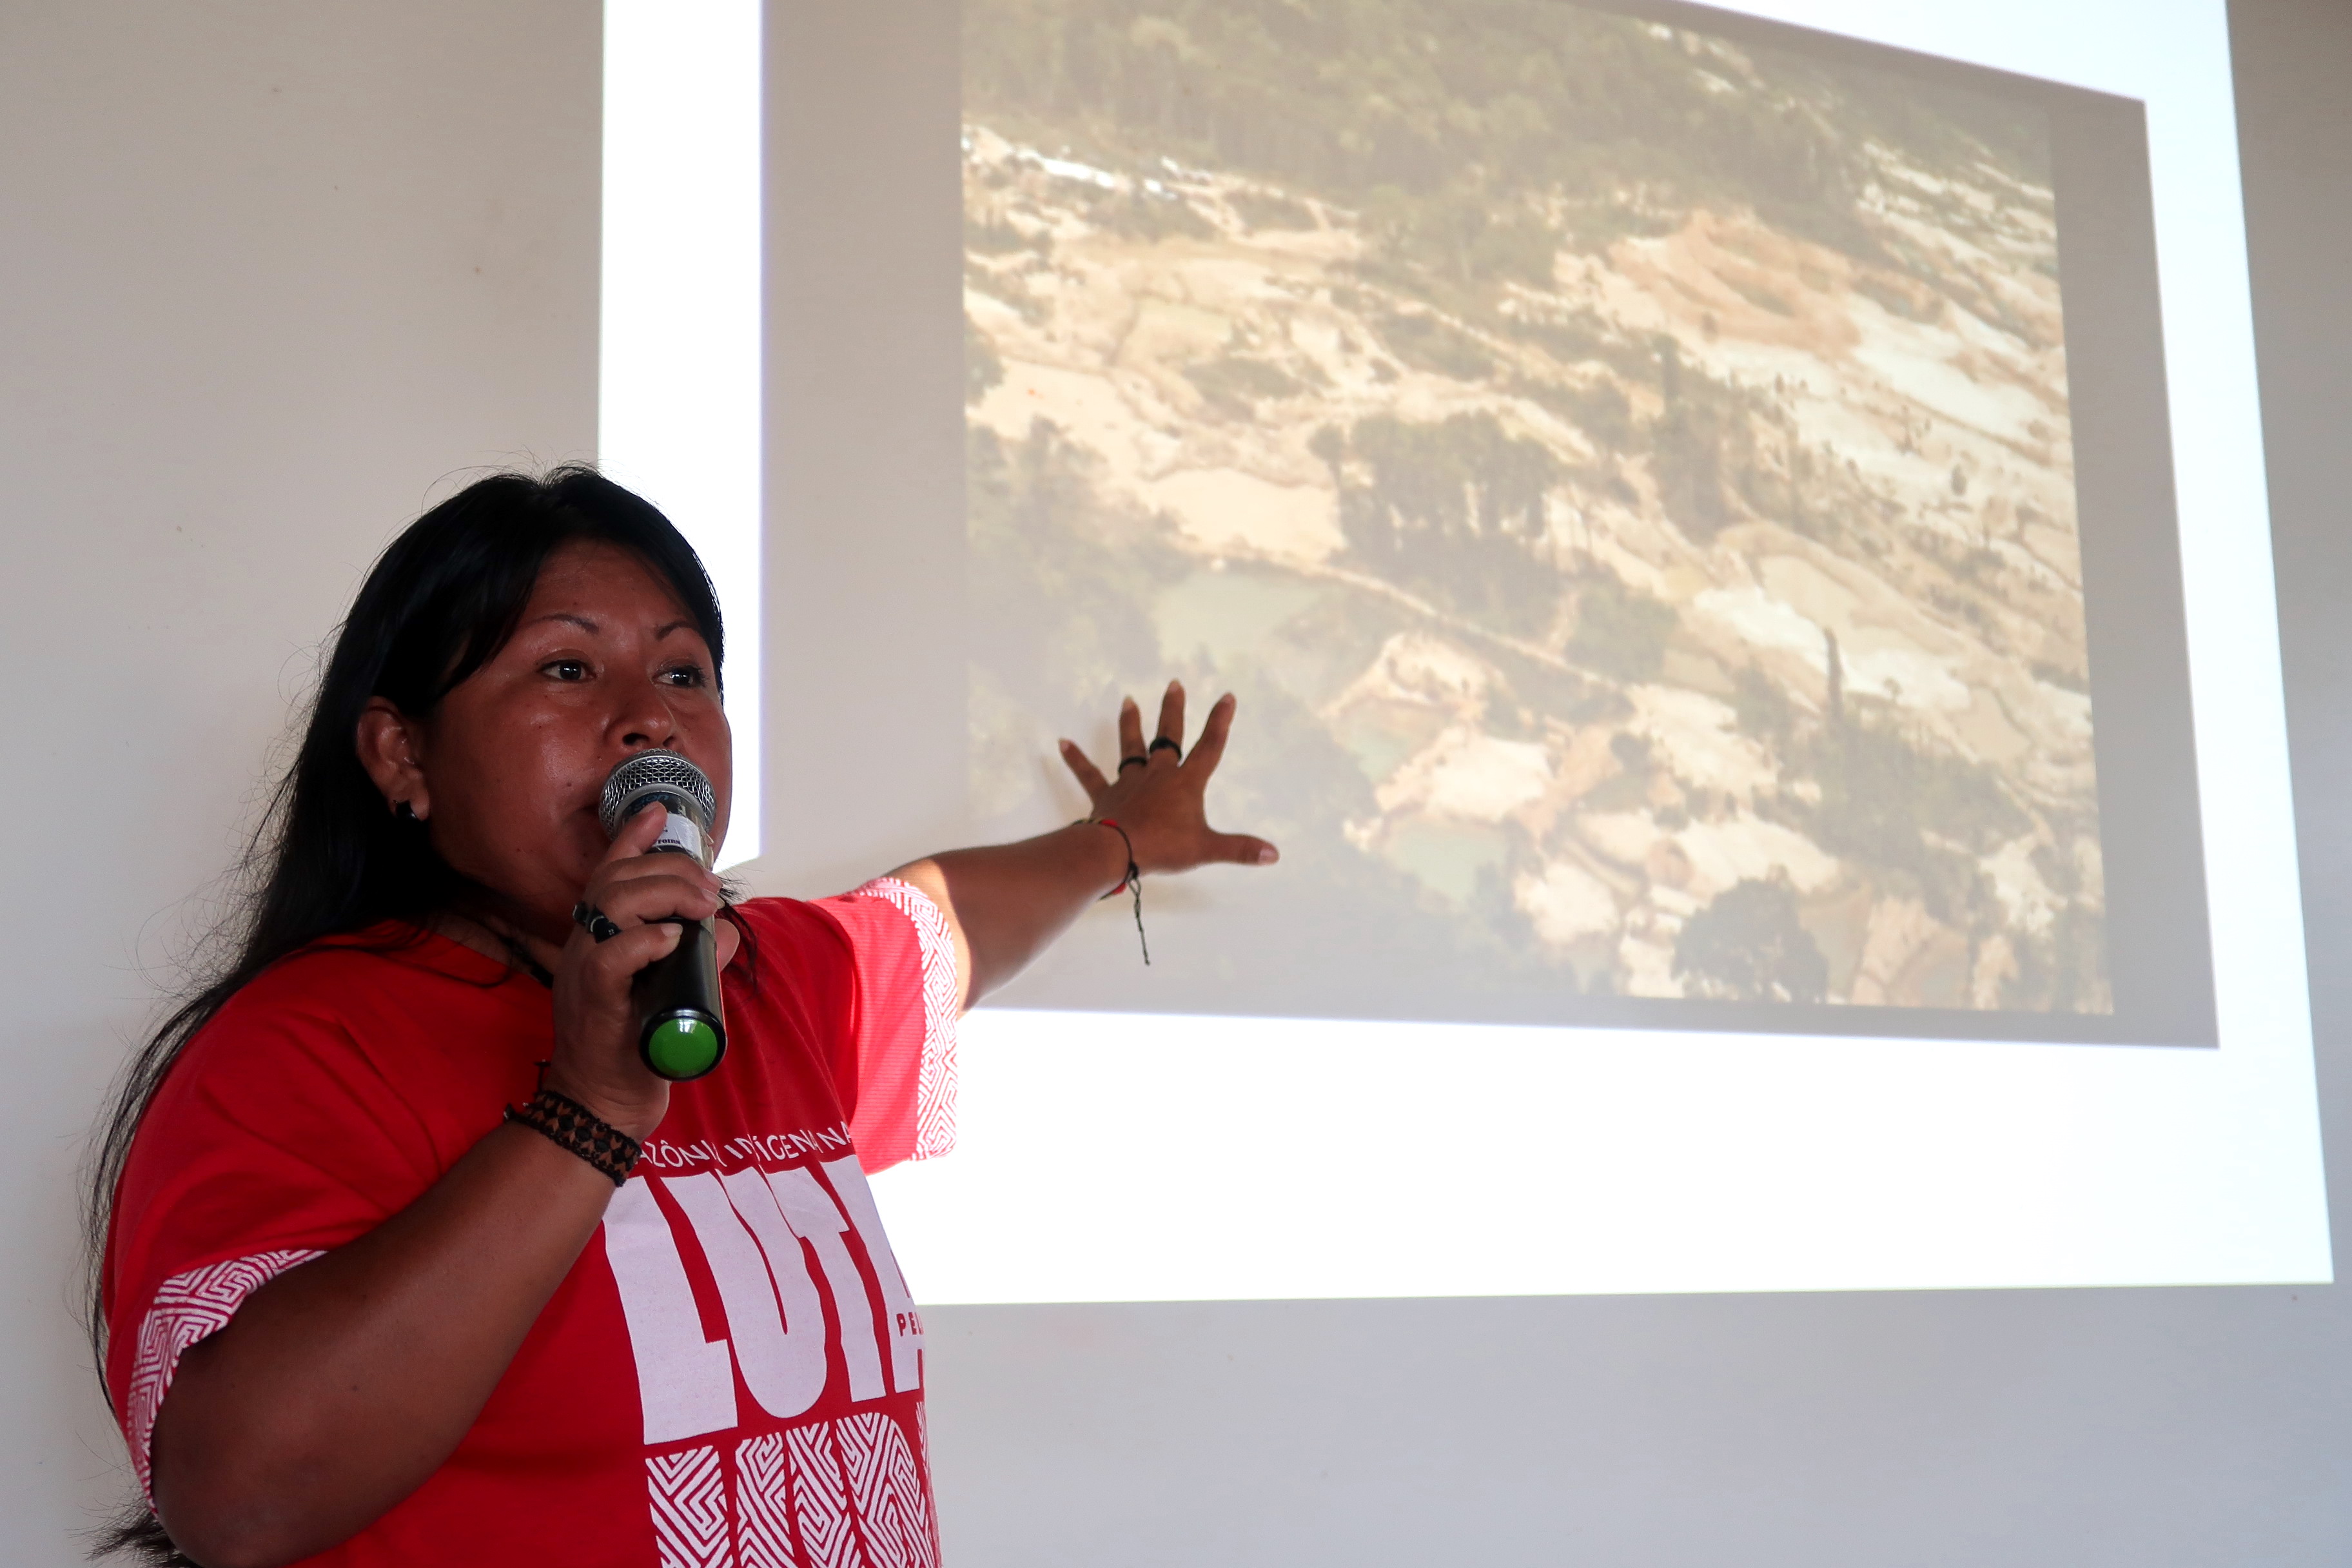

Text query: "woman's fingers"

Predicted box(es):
[1182, 692, 1237, 778]
[599, 801, 671, 865]
[1153, 680, 1186, 755]
[586, 861, 722, 933]
[1117, 694, 1146, 761]
[1206, 829, 1280, 867]
[595, 867, 723, 929]
[1059, 738, 1110, 799]
[582, 917, 685, 979]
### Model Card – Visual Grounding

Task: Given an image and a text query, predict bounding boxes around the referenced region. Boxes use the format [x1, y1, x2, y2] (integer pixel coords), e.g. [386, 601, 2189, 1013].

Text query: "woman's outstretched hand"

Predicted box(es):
[887, 678, 1277, 1008]
[1057, 681, 1279, 876]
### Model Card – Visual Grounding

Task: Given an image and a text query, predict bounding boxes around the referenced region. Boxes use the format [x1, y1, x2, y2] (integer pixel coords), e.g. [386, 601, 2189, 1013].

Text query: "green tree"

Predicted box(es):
[1567, 573, 1676, 680]
[1674, 877, 1829, 1003]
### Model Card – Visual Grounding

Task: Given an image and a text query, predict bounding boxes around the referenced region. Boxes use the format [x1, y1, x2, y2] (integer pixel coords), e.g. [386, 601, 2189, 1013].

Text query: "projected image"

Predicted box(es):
[963, 0, 2110, 1017]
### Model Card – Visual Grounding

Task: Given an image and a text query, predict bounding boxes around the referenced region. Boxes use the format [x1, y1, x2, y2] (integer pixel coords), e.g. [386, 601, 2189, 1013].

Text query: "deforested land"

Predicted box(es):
[964, 0, 2110, 1014]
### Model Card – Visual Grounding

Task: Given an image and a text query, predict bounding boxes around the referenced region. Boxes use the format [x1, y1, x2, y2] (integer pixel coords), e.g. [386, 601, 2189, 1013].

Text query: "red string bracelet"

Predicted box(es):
[1077, 817, 1148, 965]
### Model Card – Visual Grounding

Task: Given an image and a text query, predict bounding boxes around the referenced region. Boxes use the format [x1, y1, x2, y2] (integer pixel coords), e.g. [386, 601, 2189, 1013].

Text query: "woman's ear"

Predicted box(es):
[355, 698, 432, 822]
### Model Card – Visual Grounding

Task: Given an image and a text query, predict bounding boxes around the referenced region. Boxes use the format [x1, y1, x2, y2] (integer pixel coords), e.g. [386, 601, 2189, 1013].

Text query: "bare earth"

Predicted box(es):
[964, 36, 2110, 1013]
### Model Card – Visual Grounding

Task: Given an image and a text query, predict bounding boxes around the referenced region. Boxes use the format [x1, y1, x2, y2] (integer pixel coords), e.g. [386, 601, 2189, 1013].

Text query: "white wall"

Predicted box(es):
[0, 3, 597, 1560]
[5, 1, 2350, 1565]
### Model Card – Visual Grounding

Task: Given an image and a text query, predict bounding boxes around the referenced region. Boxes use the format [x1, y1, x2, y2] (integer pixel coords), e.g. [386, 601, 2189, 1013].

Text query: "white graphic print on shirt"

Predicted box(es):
[604, 1149, 932, 1567]
[652, 1415, 937, 1568]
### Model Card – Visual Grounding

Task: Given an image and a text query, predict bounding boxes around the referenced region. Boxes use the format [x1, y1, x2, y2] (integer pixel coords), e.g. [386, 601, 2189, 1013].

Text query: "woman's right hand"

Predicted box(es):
[539, 806, 725, 1141]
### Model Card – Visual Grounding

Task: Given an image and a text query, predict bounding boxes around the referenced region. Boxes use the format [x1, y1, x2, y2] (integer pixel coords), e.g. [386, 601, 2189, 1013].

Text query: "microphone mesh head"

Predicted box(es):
[598, 750, 718, 841]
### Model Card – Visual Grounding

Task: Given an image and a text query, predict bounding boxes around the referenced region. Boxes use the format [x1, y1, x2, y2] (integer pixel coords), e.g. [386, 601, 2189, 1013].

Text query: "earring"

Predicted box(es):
[395, 800, 421, 822]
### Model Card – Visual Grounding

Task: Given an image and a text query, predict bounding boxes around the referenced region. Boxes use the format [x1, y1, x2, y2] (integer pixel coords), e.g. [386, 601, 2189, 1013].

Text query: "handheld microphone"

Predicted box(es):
[598, 750, 728, 1081]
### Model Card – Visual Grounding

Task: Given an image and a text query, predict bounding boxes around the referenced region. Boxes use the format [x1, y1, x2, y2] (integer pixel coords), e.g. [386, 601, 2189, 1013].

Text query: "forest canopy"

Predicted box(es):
[965, 0, 2050, 263]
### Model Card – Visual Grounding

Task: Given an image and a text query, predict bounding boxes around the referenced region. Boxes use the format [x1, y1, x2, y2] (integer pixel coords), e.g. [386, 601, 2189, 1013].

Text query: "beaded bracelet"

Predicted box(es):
[505, 1087, 642, 1186]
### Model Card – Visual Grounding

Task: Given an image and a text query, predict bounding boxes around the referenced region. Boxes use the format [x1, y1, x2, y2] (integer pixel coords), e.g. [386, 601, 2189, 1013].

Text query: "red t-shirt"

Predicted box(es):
[103, 879, 959, 1568]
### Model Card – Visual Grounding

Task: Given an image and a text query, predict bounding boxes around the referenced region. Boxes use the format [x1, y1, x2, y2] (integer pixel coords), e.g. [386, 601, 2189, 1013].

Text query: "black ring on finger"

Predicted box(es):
[571, 900, 623, 944]
[1149, 736, 1182, 761]
[1118, 754, 1149, 772]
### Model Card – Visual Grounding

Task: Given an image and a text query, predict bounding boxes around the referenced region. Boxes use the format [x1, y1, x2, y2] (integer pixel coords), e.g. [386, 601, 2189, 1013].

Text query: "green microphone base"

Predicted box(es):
[633, 916, 729, 1081]
[642, 1010, 726, 1081]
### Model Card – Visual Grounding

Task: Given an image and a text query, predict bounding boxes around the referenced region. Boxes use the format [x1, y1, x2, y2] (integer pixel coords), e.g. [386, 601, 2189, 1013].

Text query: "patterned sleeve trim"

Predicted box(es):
[123, 1249, 324, 1503]
[847, 877, 959, 1161]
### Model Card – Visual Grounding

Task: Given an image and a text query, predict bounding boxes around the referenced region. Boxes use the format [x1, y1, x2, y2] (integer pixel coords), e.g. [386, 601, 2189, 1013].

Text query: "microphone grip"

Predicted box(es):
[633, 916, 728, 1081]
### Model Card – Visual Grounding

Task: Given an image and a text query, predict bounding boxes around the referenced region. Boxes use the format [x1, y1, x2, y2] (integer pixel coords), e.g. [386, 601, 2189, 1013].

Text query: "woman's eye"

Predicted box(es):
[662, 664, 709, 689]
[545, 658, 591, 682]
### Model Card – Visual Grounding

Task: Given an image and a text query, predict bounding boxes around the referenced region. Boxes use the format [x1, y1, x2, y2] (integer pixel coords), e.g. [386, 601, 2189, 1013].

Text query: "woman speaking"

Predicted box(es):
[89, 468, 1275, 1567]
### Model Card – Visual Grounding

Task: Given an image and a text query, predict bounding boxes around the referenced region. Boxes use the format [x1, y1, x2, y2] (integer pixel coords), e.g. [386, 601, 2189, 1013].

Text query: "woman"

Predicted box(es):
[90, 468, 1275, 1568]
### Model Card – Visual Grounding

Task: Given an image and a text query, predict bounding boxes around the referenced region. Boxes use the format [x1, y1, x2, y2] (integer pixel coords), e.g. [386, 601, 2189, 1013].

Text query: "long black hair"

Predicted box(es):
[85, 467, 723, 1563]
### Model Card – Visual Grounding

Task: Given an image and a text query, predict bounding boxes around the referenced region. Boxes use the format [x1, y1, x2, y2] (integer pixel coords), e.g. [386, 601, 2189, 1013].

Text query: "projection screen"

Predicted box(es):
[605, 0, 2329, 1302]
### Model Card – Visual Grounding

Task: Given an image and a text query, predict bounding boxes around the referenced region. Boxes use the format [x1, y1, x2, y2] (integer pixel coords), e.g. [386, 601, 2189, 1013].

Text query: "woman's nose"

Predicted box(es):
[616, 678, 678, 751]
